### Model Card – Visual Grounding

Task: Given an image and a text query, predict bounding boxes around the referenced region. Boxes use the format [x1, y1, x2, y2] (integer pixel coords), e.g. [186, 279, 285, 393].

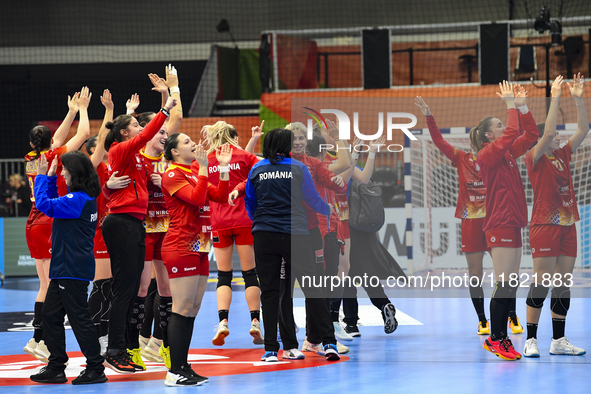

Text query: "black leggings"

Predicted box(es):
[103, 213, 146, 352]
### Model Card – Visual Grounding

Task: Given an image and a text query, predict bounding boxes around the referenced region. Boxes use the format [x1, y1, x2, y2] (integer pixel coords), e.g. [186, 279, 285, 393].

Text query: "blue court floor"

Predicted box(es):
[0, 273, 589, 394]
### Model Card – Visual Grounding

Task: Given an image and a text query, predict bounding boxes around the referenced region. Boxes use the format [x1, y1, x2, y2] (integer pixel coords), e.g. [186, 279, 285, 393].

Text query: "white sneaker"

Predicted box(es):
[141, 337, 164, 363]
[212, 319, 230, 346]
[333, 322, 353, 342]
[99, 335, 108, 357]
[549, 337, 586, 356]
[336, 341, 350, 354]
[34, 340, 50, 363]
[282, 348, 305, 360]
[249, 319, 264, 345]
[24, 338, 38, 358]
[164, 366, 204, 387]
[138, 335, 150, 351]
[523, 338, 540, 358]
[301, 339, 325, 355]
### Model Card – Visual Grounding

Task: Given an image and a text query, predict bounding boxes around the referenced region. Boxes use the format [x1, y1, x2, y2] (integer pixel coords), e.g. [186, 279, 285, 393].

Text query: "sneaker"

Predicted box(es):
[523, 338, 540, 358]
[103, 351, 136, 374]
[477, 321, 490, 335]
[302, 339, 325, 356]
[345, 325, 361, 337]
[333, 322, 353, 342]
[212, 319, 230, 346]
[509, 316, 524, 334]
[382, 303, 398, 334]
[138, 335, 150, 351]
[549, 337, 586, 356]
[336, 341, 350, 354]
[34, 340, 50, 363]
[141, 337, 164, 363]
[185, 364, 209, 383]
[71, 369, 108, 385]
[261, 351, 278, 362]
[159, 345, 171, 369]
[502, 338, 522, 359]
[323, 344, 340, 361]
[482, 337, 517, 361]
[249, 319, 264, 345]
[127, 348, 146, 371]
[30, 366, 67, 384]
[24, 338, 39, 358]
[282, 348, 305, 360]
[164, 365, 204, 387]
[98, 335, 108, 357]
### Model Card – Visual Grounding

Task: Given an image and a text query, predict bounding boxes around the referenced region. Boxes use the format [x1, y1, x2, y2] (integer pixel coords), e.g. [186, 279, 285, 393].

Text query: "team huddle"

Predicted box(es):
[21, 65, 400, 387]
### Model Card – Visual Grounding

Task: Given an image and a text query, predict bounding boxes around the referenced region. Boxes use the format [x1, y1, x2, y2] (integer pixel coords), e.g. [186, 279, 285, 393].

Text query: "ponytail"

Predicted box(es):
[469, 116, 493, 154]
[104, 115, 133, 152]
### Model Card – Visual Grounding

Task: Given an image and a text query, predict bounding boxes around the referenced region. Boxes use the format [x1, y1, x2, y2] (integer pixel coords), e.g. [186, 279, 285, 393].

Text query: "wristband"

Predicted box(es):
[161, 108, 170, 117]
[126, 109, 134, 115]
[170, 86, 180, 95]
[219, 166, 229, 173]
[351, 152, 360, 162]
[518, 104, 529, 114]
[368, 151, 376, 159]
[333, 138, 340, 142]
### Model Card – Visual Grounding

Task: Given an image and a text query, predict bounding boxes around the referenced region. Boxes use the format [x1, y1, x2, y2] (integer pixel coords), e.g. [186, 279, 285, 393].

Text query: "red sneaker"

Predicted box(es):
[482, 337, 517, 361]
[502, 338, 522, 360]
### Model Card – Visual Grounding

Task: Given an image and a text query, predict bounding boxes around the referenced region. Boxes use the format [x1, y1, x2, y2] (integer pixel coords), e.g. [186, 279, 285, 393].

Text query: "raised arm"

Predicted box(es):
[531, 76, 562, 164]
[65, 87, 92, 152]
[567, 73, 589, 151]
[245, 120, 264, 154]
[325, 120, 352, 175]
[50, 92, 80, 149]
[126, 93, 140, 115]
[415, 96, 456, 162]
[164, 64, 183, 134]
[91, 89, 114, 169]
[207, 144, 232, 202]
[509, 83, 540, 158]
[352, 136, 385, 184]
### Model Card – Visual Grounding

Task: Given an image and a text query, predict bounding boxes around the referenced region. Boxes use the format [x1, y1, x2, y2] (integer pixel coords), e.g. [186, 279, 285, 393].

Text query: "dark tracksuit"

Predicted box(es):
[245, 157, 337, 352]
[34, 175, 103, 373]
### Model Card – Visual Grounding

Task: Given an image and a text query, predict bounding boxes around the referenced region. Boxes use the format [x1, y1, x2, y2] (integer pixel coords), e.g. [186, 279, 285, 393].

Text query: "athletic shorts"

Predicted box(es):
[337, 219, 350, 241]
[461, 218, 490, 253]
[485, 227, 522, 249]
[212, 227, 253, 248]
[93, 227, 110, 259]
[162, 250, 209, 278]
[145, 232, 166, 261]
[530, 224, 577, 258]
[26, 223, 52, 260]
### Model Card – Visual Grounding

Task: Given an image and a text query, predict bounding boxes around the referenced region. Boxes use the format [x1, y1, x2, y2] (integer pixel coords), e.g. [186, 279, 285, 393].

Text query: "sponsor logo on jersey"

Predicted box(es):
[501, 238, 512, 242]
[184, 267, 197, 272]
[67, 194, 73, 198]
[172, 267, 178, 273]
[168, 172, 175, 177]
[259, 171, 292, 181]
[532, 248, 535, 253]
[540, 248, 551, 252]
[490, 237, 496, 242]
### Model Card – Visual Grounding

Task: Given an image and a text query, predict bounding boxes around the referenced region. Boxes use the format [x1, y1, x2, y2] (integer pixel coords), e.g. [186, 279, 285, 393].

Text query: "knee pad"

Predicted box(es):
[217, 270, 233, 289]
[550, 286, 571, 316]
[242, 268, 260, 289]
[526, 283, 549, 309]
[492, 281, 514, 301]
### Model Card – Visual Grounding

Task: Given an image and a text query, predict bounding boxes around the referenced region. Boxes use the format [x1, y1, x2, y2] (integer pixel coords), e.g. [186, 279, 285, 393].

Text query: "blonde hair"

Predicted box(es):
[201, 121, 241, 153]
[285, 122, 307, 137]
[469, 116, 493, 154]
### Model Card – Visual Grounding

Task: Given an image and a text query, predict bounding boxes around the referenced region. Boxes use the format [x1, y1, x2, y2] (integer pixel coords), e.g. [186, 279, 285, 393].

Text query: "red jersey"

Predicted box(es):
[161, 163, 229, 254]
[96, 162, 110, 228]
[425, 115, 486, 219]
[316, 159, 340, 236]
[141, 149, 170, 233]
[292, 153, 346, 230]
[25, 146, 68, 226]
[526, 141, 579, 226]
[192, 146, 257, 231]
[324, 151, 349, 221]
[476, 109, 539, 232]
[106, 111, 167, 219]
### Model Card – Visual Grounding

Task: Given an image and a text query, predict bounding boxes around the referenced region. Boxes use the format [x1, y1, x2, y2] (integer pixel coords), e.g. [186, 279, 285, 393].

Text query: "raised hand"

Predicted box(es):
[414, 96, 431, 116]
[252, 120, 264, 139]
[78, 86, 92, 110]
[149, 73, 169, 94]
[68, 92, 80, 113]
[47, 157, 58, 177]
[195, 144, 208, 167]
[126, 94, 140, 113]
[100, 89, 114, 111]
[567, 73, 585, 98]
[165, 64, 179, 88]
[216, 143, 233, 166]
[369, 135, 386, 152]
[513, 84, 528, 106]
[228, 190, 239, 206]
[550, 76, 563, 98]
[496, 80, 515, 105]
[326, 119, 339, 139]
[37, 154, 48, 176]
